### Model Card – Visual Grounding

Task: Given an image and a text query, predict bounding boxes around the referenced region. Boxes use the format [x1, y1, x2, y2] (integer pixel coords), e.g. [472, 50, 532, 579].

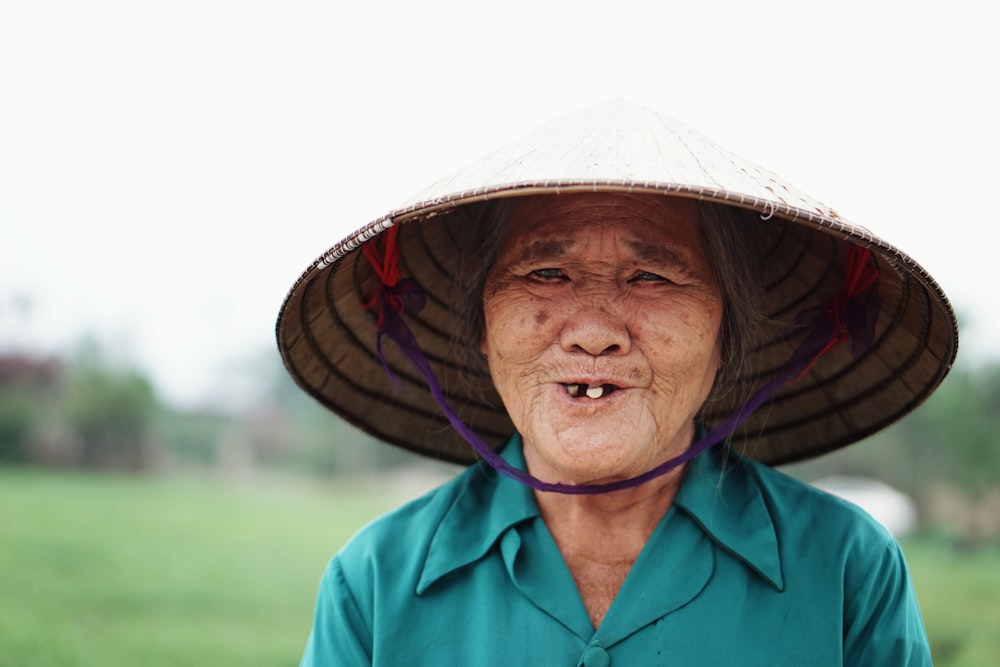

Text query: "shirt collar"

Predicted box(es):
[418, 436, 784, 595]
[674, 449, 785, 591]
[417, 434, 538, 595]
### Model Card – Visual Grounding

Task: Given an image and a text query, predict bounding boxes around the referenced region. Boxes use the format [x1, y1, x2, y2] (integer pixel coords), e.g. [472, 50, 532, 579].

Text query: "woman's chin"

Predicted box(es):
[524, 428, 658, 485]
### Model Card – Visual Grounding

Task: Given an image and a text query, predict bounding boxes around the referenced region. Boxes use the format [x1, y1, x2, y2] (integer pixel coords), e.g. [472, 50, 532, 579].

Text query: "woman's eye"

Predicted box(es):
[629, 271, 668, 283]
[530, 268, 565, 280]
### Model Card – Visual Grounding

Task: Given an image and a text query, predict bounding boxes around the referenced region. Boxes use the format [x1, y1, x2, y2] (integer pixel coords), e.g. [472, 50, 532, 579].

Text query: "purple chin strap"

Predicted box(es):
[363, 228, 880, 495]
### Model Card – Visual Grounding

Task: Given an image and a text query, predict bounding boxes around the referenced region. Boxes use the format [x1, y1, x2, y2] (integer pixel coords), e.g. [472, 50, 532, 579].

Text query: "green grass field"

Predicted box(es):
[2, 467, 998, 666]
[903, 539, 1000, 666]
[0, 468, 405, 667]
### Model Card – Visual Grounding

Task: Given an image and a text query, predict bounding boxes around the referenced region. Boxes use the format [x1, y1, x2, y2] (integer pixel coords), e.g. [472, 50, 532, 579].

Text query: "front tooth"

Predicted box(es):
[586, 385, 604, 399]
[566, 384, 580, 397]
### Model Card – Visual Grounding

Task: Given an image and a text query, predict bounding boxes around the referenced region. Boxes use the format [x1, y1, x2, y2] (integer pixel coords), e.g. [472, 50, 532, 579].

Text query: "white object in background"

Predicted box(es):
[812, 476, 918, 538]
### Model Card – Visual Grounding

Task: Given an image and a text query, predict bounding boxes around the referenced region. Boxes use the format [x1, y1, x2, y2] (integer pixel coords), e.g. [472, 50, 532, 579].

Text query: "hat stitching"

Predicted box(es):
[330, 260, 498, 410]
[747, 278, 934, 437]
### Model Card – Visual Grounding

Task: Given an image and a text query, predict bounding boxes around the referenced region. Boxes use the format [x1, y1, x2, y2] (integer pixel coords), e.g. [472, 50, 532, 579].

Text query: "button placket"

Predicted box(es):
[578, 642, 610, 667]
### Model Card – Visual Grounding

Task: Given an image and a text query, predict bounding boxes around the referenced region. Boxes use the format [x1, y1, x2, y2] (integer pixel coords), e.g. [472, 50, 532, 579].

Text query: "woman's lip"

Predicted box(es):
[554, 382, 630, 403]
[557, 379, 629, 388]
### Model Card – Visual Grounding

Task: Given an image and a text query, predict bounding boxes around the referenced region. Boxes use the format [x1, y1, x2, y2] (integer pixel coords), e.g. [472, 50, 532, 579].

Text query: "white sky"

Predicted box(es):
[1, 0, 996, 409]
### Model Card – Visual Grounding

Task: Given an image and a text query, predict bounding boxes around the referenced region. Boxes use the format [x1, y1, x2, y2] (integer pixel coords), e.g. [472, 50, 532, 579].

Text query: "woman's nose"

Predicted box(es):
[559, 304, 631, 357]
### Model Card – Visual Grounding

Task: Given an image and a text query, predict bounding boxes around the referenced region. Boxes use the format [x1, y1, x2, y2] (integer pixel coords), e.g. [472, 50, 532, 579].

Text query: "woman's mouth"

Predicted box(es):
[562, 383, 621, 399]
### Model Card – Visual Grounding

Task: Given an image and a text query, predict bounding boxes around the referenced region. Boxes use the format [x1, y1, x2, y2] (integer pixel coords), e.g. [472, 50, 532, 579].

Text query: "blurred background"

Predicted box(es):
[1, 0, 997, 665]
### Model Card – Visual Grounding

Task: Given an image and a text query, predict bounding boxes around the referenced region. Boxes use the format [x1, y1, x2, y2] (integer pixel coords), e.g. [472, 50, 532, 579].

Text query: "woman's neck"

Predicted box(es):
[535, 464, 685, 548]
[533, 466, 687, 629]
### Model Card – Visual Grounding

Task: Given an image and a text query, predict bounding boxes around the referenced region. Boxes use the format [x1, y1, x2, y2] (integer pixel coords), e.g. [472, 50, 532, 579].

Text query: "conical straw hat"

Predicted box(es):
[276, 99, 958, 466]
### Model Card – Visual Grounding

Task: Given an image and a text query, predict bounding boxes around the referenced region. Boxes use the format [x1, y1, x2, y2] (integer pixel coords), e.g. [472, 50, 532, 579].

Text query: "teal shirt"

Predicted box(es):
[301, 436, 930, 665]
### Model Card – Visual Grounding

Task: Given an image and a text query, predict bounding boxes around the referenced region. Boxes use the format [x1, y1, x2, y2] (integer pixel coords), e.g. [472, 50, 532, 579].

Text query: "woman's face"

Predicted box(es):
[481, 193, 723, 486]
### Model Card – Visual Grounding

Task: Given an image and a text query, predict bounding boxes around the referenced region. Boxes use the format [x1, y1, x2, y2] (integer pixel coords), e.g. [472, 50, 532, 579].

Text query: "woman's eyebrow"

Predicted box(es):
[625, 240, 689, 268]
[514, 238, 575, 264]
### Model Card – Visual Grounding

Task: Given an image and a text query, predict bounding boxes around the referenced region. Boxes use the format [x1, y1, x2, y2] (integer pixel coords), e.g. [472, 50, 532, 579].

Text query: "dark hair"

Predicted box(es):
[454, 198, 517, 355]
[453, 195, 769, 400]
[697, 201, 770, 393]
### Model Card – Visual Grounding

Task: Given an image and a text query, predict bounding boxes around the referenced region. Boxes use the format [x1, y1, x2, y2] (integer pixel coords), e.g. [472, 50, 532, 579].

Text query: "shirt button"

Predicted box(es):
[580, 645, 610, 667]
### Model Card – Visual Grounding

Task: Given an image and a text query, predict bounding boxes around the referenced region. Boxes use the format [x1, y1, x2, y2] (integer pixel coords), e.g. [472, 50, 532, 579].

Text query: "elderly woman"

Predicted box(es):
[277, 101, 956, 665]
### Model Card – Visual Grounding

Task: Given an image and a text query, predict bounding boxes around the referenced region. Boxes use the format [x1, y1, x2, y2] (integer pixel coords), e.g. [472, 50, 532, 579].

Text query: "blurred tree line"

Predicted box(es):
[0, 339, 417, 477]
[788, 363, 1000, 545]
[1, 340, 997, 540]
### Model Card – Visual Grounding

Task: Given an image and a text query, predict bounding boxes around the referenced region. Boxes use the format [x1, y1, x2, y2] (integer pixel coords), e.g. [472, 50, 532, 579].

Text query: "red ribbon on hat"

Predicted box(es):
[362, 225, 405, 329]
[791, 246, 879, 382]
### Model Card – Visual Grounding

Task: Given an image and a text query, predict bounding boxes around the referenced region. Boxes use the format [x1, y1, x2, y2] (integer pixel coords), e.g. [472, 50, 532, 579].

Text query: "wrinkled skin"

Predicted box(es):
[481, 193, 723, 487]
